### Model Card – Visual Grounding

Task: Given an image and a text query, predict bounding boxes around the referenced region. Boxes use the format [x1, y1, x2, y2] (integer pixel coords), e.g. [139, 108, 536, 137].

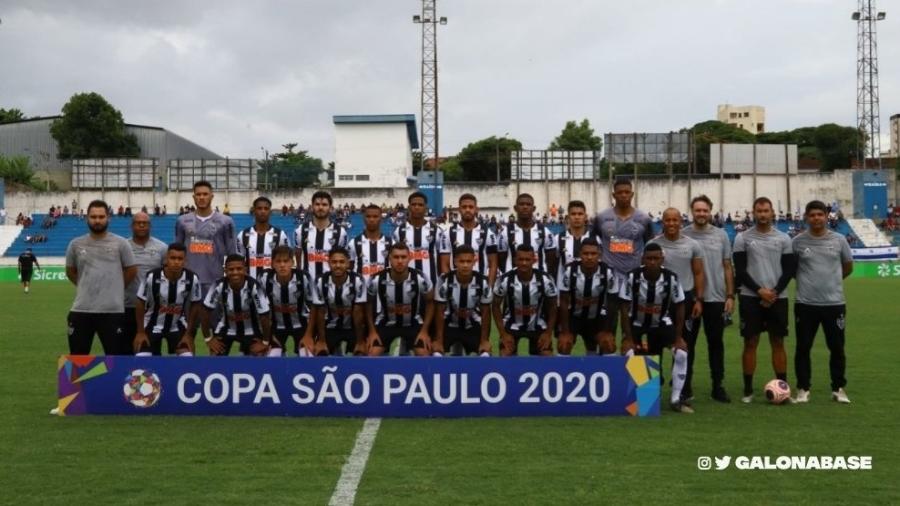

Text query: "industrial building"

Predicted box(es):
[333, 114, 418, 188]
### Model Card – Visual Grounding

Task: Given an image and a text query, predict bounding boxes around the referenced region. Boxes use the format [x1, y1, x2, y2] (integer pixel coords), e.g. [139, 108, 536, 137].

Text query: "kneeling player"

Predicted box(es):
[558, 238, 618, 355]
[619, 243, 692, 413]
[134, 243, 202, 356]
[366, 242, 434, 356]
[493, 245, 558, 356]
[313, 247, 368, 355]
[258, 246, 317, 356]
[202, 254, 272, 356]
[434, 245, 493, 356]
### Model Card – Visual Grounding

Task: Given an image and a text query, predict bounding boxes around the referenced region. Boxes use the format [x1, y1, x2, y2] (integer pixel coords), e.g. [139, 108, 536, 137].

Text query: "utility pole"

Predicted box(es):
[413, 1, 447, 173]
[853, 1, 886, 169]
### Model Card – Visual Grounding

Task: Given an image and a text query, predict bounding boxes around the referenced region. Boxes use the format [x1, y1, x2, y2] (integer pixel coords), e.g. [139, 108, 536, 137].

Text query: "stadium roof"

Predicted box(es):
[0, 115, 166, 131]
[332, 114, 419, 149]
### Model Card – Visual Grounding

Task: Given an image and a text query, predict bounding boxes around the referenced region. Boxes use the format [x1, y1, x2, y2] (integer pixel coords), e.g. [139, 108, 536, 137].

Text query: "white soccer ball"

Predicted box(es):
[764, 379, 791, 405]
[123, 369, 162, 408]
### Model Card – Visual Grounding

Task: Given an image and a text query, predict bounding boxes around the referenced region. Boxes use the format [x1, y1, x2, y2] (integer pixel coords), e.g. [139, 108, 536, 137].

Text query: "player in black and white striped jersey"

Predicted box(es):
[497, 193, 558, 275]
[347, 204, 393, 284]
[492, 244, 558, 356]
[202, 254, 272, 356]
[295, 191, 349, 281]
[439, 193, 499, 287]
[557, 200, 601, 275]
[312, 247, 368, 356]
[236, 196, 291, 279]
[366, 242, 434, 357]
[557, 238, 618, 356]
[134, 243, 203, 356]
[392, 191, 445, 287]
[434, 245, 493, 356]
[257, 245, 318, 357]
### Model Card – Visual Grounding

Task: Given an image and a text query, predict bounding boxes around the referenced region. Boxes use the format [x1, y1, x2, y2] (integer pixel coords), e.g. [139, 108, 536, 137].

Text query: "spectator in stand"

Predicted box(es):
[162, 205, 167, 216]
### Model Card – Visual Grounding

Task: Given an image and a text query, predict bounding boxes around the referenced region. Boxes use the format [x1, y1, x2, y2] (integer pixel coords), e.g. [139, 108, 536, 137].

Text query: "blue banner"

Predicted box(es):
[57, 355, 661, 418]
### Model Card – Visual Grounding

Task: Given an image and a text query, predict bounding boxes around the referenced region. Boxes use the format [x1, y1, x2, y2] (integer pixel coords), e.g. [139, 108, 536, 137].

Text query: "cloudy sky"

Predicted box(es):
[1, 0, 897, 161]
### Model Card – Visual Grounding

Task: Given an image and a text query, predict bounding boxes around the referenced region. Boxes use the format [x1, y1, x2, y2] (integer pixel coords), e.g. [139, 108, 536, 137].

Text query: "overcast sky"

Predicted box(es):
[1, 0, 897, 161]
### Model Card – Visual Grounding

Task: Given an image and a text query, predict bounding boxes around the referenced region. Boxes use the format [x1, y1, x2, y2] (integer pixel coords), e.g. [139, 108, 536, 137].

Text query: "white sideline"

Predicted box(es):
[328, 418, 382, 506]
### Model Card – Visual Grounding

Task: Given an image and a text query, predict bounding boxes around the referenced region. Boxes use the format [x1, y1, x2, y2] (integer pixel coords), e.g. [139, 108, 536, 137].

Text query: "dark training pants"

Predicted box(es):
[687, 300, 727, 389]
[794, 303, 847, 392]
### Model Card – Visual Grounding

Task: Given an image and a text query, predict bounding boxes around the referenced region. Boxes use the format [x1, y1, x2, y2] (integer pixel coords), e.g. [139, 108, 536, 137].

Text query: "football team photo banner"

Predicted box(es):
[57, 355, 661, 418]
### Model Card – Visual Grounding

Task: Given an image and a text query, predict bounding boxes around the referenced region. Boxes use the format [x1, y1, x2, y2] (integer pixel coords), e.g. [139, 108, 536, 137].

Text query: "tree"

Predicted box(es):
[264, 142, 324, 189]
[0, 155, 43, 190]
[548, 119, 602, 151]
[0, 108, 25, 124]
[690, 120, 756, 173]
[813, 123, 862, 171]
[49, 92, 140, 159]
[451, 136, 523, 181]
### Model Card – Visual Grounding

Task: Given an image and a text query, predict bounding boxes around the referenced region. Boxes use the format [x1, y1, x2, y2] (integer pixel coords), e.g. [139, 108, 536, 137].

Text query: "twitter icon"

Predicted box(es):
[715, 456, 732, 470]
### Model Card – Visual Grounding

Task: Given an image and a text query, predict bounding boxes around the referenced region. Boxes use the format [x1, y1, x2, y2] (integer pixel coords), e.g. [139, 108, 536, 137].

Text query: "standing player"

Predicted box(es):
[175, 180, 237, 315]
[682, 195, 735, 403]
[497, 193, 558, 275]
[493, 245, 559, 356]
[733, 197, 796, 403]
[434, 245, 493, 356]
[592, 178, 654, 340]
[649, 208, 705, 403]
[124, 212, 167, 355]
[393, 192, 444, 286]
[618, 243, 692, 413]
[792, 200, 853, 403]
[439, 194, 498, 286]
[236, 196, 290, 279]
[134, 243, 203, 356]
[257, 246, 318, 357]
[313, 247, 368, 356]
[557, 200, 600, 274]
[17, 248, 40, 294]
[296, 191, 348, 281]
[557, 238, 618, 355]
[202, 254, 272, 356]
[348, 204, 393, 283]
[366, 242, 434, 357]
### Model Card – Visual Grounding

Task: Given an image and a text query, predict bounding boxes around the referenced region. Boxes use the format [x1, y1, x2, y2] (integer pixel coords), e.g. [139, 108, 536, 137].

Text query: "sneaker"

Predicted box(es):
[832, 388, 851, 404]
[795, 389, 810, 403]
[670, 401, 695, 414]
[711, 386, 732, 403]
[741, 393, 753, 404]
[49, 407, 60, 415]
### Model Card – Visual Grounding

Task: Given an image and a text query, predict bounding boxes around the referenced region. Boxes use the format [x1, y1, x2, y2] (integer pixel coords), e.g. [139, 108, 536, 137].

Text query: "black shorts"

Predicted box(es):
[442, 324, 482, 355]
[272, 327, 307, 353]
[566, 317, 605, 346]
[214, 334, 261, 356]
[373, 324, 425, 352]
[506, 329, 552, 356]
[20, 269, 33, 282]
[324, 328, 361, 355]
[137, 330, 185, 356]
[738, 295, 789, 338]
[632, 325, 676, 356]
[67, 312, 128, 355]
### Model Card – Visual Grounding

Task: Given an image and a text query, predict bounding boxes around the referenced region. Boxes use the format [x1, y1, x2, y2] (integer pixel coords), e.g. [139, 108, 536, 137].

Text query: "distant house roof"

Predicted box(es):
[333, 114, 419, 149]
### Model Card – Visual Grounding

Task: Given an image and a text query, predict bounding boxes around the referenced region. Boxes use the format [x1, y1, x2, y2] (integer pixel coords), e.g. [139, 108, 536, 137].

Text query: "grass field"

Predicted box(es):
[1, 278, 899, 505]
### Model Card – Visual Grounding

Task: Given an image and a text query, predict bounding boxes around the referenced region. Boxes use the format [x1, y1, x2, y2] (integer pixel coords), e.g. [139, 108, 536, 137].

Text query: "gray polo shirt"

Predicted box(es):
[792, 230, 852, 306]
[682, 225, 732, 303]
[648, 234, 704, 292]
[66, 233, 136, 313]
[175, 211, 236, 286]
[592, 208, 654, 278]
[125, 236, 167, 308]
[732, 226, 793, 298]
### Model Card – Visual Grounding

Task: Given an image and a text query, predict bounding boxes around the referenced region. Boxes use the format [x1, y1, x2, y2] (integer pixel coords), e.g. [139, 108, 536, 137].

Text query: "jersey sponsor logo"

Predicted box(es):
[274, 304, 298, 314]
[189, 240, 214, 254]
[307, 251, 329, 263]
[637, 304, 661, 315]
[390, 304, 412, 315]
[513, 306, 539, 317]
[362, 264, 385, 276]
[577, 297, 599, 308]
[409, 249, 430, 261]
[249, 257, 272, 268]
[158, 305, 183, 316]
[228, 311, 251, 322]
[609, 238, 634, 254]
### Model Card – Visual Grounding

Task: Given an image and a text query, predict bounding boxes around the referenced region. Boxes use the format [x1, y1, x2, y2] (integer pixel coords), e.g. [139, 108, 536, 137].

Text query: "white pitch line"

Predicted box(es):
[328, 417, 382, 506]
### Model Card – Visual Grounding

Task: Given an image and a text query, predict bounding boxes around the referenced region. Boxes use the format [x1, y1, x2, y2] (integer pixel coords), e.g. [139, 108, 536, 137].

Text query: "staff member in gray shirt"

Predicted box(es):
[792, 200, 853, 404]
[683, 195, 735, 403]
[124, 212, 166, 353]
[649, 207, 704, 405]
[733, 196, 796, 404]
[65, 199, 137, 355]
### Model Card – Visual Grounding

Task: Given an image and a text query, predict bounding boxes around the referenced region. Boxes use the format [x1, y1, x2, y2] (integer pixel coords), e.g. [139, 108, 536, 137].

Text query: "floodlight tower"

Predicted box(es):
[413, 1, 447, 172]
[853, 1, 886, 169]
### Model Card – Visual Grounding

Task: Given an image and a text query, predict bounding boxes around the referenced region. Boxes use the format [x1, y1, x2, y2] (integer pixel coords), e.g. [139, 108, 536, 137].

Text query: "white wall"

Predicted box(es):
[334, 123, 413, 188]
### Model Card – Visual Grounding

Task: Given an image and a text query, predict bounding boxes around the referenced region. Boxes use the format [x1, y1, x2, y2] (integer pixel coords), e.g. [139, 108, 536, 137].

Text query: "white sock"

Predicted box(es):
[624, 349, 635, 358]
[267, 348, 283, 357]
[601, 352, 617, 357]
[24, 287, 29, 293]
[671, 348, 688, 404]
[135, 352, 152, 357]
[298, 348, 311, 357]
[479, 352, 490, 357]
[178, 351, 193, 357]
[432, 351, 443, 357]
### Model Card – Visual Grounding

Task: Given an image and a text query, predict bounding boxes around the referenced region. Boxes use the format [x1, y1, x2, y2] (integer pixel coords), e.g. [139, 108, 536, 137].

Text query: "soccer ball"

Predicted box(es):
[764, 379, 791, 405]
[123, 369, 162, 408]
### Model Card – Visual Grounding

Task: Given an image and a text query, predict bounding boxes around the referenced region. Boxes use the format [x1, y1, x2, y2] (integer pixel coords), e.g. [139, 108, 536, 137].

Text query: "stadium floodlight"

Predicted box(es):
[439, 17, 447, 25]
[412, 15, 421, 22]
[852, 11, 860, 20]
[877, 12, 886, 19]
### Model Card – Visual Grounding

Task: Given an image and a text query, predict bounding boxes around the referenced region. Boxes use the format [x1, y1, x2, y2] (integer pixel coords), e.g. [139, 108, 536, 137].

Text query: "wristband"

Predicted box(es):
[203, 335, 213, 343]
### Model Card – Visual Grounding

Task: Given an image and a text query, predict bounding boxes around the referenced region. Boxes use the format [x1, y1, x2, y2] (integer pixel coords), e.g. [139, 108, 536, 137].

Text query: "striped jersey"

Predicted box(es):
[236, 225, 291, 279]
[497, 222, 557, 273]
[315, 271, 368, 330]
[203, 277, 271, 337]
[295, 221, 349, 280]
[392, 220, 444, 285]
[136, 268, 202, 334]
[438, 223, 498, 277]
[558, 261, 618, 320]
[493, 270, 558, 331]
[618, 267, 685, 330]
[257, 268, 318, 332]
[347, 233, 392, 282]
[557, 229, 601, 270]
[434, 270, 493, 329]
[367, 268, 433, 327]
